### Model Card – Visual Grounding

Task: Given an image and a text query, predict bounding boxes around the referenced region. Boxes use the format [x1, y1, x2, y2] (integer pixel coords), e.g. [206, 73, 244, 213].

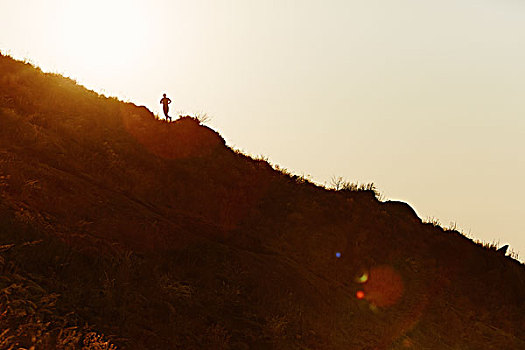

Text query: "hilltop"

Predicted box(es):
[0, 53, 524, 349]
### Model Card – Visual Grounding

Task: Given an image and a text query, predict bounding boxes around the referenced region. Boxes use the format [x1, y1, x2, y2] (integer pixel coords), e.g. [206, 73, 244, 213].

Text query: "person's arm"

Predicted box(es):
[168, 98, 172, 104]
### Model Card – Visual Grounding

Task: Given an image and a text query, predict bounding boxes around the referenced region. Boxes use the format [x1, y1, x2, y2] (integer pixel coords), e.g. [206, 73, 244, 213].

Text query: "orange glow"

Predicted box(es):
[402, 338, 414, 347]
[121, 106, 224, 159]
[356, 290, 365, 299]
[362, 265, 404, 307]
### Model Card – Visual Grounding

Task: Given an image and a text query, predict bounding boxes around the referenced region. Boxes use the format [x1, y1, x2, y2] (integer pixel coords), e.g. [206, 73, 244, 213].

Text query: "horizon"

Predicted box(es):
[1, 0, 524, 259]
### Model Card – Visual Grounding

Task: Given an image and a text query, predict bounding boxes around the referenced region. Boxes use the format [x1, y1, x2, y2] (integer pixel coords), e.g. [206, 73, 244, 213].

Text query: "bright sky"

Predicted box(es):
[1, 0, 524, 259]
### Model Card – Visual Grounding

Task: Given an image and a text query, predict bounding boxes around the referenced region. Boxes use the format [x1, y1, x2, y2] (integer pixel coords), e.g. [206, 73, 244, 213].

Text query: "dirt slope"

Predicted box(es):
[1, 53, 524, 349]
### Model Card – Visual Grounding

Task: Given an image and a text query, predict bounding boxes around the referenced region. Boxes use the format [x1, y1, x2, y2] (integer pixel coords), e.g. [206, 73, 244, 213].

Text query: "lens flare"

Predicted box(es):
[121, 106, 223, 160]
[402, 338, 414, 348]
[356, 272, 369, 283]
[362, 265, 404, 307]
[369, 303, 379, 313]
[335, 252, 341, 258]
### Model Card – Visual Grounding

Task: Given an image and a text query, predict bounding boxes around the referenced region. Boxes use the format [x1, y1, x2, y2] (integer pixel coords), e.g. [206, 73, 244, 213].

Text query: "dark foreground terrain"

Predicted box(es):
[1, 53, 524, 349]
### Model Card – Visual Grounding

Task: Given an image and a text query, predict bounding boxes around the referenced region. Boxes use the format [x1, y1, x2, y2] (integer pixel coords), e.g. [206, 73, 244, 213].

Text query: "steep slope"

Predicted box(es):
[1, 53, 524, 349]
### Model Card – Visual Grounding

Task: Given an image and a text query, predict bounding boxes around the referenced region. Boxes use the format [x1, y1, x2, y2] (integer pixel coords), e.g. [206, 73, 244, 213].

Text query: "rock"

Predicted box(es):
[496, 244, 509, 255]
[382, 201, 421, 223]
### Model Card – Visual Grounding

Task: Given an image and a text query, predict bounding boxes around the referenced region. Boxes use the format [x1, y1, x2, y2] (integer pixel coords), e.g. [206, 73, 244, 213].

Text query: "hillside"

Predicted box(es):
[0, 53, 524, 349]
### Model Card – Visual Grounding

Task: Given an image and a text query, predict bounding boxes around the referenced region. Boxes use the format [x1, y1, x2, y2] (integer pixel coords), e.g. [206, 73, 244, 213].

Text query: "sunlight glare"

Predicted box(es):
[57, 0, 150, 77]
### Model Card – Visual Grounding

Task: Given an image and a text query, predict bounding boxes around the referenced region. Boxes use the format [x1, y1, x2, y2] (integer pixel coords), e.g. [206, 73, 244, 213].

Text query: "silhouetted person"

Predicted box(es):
[160, 93, 172, 121]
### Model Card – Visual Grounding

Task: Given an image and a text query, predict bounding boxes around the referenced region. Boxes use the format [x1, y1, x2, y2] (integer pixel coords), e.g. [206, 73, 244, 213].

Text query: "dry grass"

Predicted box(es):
[0, 51, 524, 349]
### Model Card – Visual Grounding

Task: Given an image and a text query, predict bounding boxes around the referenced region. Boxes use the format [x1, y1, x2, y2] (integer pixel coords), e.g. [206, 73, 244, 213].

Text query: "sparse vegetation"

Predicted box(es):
[194, 111, 212, 124]
[424, 216, 442, 227]
[330, 176, 383, 199]
[0, 239, 118, 349]
[0, 51, 524, 349]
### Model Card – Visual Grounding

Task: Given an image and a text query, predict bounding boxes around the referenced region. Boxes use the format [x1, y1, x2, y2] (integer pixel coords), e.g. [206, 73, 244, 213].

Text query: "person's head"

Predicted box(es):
[163, 93, 166, 97]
